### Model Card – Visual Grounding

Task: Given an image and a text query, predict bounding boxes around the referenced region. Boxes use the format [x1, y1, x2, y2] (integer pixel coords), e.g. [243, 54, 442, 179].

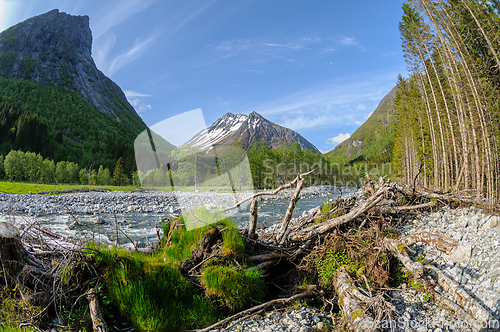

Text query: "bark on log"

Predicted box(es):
[248, 199, 258, 240]
[88, 289, 108, 332]
[276, 173, 307, 244]
[383, 238, 424, 279]
[334, 267, 375, 331]
[433, 292, 489, 332]
[426, 265, 494, 330]
[400, 231, 459, 255]
[0, 222, 28, 286]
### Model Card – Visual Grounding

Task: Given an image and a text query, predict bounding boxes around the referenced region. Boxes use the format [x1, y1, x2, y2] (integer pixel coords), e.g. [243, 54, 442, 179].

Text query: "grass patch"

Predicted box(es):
[222, 222, 245, 260]
[0, 180, 138, 194]
[88, 245, 220, 332]
[201, 266, 265, 311]
[162, 208, 232, 265]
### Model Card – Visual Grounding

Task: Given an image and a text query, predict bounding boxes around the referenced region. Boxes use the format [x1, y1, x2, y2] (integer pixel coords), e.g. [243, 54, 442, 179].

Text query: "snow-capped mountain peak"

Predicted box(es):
[185, 112, 319, 153]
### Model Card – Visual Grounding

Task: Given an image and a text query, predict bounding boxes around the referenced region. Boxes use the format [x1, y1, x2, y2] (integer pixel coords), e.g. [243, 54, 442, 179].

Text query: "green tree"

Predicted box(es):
[79, 168, 88, 185]
[55, 161, 67, 183]
[65, 162, 79, 183]
[40, 158, 55, 184]
[4, 150, 23, 181]
[0, 155, 4, 179]
[113, 157, 127, 186]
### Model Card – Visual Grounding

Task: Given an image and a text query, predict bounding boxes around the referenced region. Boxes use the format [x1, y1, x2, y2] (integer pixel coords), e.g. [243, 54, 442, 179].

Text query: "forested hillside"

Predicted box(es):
[326, 85, 397, 165]
[393, 0, 500, 202]
[0, 78, 141, 171]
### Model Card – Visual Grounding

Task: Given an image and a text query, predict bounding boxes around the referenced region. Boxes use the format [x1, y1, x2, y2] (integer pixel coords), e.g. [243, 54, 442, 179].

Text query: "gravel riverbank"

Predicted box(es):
[209, 202, 500, 332]
[2, 186, 499, 331]
[0, 185, 347, 216]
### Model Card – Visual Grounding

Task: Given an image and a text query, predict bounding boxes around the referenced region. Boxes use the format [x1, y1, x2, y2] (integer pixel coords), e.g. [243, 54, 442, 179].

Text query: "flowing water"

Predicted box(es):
[1, 191, 352, 248]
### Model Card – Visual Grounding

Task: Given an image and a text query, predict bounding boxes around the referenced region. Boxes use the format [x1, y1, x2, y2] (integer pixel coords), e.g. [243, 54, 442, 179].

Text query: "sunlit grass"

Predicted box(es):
[0, 180, 139, 194]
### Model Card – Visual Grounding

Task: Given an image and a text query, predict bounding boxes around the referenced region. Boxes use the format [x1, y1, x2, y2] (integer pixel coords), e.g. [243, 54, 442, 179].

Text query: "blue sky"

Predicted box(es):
[0, 0, 406, 153]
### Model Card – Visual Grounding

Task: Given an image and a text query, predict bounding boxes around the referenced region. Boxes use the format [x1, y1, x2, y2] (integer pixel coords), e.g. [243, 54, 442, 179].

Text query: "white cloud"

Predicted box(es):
[364, 111, 374, 119]
[98, 32, 158, 76]
[128, 98, 152, 113]
[242, 72, 396, 131]
[326, 133, 351, 145]
[355, 120, 362, 125]
[92, 0, 156, 39]
[124, 90, 153, 98]
[338, 37, 365, 51]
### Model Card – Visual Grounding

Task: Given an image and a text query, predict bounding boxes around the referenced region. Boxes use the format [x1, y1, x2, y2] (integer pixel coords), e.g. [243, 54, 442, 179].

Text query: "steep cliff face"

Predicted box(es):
[0, 9, 138, 120]
[186, 111, 320, 153]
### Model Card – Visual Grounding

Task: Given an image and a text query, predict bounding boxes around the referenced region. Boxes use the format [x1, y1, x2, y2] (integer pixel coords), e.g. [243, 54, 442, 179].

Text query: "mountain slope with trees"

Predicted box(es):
[326, 85, 398, 165]
[0, 9, 146, 172]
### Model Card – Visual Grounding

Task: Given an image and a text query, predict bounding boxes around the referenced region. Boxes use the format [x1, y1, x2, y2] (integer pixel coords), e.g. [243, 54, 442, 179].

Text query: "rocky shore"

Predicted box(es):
[0, 185, 348, 216]
[2, 186, 499, 331]
[209, 202, 500, 332]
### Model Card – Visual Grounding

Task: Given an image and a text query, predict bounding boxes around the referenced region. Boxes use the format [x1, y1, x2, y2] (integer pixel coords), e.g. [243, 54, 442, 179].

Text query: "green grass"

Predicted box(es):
[0, 324, 38, 332]
[0, 180, 139, 194]
[201, 266, 265, 311]
[88, 245, 221, 332]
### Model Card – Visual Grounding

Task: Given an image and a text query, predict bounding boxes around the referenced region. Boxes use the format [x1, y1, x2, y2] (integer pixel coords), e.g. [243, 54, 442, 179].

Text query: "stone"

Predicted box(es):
[93, 216, 105, 224]
[482, 216, 498, 230]
[316, 322, 325, 330]
[443, 243, 472, 263]
[468, 218, 479, 230]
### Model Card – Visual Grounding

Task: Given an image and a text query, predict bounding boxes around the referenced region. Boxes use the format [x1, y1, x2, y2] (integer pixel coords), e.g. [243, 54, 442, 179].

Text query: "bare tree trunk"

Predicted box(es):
[248, 199, 258, 240]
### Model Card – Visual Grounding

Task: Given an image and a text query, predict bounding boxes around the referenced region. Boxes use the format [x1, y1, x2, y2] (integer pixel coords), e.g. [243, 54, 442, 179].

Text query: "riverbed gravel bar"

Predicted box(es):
[1, 186, 499, 331]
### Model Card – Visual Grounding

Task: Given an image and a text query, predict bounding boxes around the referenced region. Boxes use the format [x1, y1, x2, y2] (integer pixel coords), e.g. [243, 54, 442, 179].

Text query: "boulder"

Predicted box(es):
[93, 216, 105, 225]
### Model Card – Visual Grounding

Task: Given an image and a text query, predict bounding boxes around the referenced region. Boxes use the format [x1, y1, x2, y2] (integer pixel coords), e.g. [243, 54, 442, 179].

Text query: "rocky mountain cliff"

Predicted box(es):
[186, 111, 320, 153]
[326, 85, 398, 164]
[0, 9, 146, 169]
[0, 9, 139, 121]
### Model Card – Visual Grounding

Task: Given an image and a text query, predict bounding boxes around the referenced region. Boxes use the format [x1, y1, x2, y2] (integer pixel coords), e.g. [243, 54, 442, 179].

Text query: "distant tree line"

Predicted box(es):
[0, 150, 132, 186]
[394, 0, 500, 203]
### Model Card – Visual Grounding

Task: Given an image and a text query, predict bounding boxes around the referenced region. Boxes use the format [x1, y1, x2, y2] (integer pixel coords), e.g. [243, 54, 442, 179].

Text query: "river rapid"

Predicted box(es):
[0, 186, 355, 248]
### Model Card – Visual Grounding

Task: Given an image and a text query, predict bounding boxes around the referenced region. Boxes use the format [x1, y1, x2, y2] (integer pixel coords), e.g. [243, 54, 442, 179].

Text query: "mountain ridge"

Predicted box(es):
[0, 9, 146, 169]
[186, 111, 320, 153]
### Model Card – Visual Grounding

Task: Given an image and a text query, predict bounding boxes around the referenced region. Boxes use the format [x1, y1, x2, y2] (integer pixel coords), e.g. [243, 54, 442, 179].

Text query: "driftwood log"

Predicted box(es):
[88, 288, 109, 332]
[0, 222, 27, 286]
[334, 267, 375, 331]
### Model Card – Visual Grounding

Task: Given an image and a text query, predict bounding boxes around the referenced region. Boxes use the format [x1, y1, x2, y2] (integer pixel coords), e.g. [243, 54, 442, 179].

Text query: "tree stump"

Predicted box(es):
[0, 222, 27, 286]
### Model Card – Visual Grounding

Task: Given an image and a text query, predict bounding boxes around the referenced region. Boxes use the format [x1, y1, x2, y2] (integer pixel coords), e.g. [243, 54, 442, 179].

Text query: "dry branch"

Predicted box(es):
[276, 172, 308, 244]
[191, 291, 315, 332]
[222, 168, 317, 212]
[400, 231, 459, 255]
[30, 225, 81, 246]
[248, 199, 258, 240]
[292, 184, 387, 241]
[383, 238, 424, 279]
